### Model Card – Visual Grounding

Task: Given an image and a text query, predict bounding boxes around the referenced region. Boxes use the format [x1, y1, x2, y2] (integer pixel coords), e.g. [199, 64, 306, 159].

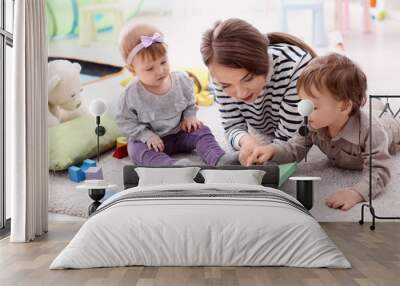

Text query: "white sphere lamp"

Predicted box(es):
[89, 99, 107, 162]
[297, 99, 314, 163]
[298, 99, 314, 116]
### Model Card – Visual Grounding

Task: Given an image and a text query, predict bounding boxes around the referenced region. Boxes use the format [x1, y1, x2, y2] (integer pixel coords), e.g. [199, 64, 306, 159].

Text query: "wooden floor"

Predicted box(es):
[0, 222, 399, 286]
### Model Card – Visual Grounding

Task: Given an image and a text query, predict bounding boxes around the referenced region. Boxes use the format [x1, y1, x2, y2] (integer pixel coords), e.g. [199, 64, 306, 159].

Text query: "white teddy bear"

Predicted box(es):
[48, 60, 85, 127]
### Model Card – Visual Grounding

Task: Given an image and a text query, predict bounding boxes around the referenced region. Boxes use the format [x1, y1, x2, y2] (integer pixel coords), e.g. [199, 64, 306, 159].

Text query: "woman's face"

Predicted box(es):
[209, 63, 266, 103]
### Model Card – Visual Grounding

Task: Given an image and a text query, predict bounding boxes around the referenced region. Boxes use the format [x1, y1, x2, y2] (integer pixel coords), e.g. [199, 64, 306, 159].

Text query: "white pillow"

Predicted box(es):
[136, 167, 201, 186]
[200, 169, 266, 185]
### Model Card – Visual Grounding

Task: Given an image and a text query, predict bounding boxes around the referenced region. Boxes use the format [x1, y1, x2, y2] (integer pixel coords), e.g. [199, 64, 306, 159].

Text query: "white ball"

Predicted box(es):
[89, 99, 107, 116]
[298, 99, 314, 116]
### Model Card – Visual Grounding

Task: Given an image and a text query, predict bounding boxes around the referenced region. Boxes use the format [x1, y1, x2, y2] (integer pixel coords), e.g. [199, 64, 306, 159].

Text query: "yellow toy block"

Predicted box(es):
[116, 136, 127, 148]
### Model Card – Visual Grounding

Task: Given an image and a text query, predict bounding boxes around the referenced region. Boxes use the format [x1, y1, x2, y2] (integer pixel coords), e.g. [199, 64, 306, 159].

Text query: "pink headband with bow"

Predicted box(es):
[126, 32, 165, 65]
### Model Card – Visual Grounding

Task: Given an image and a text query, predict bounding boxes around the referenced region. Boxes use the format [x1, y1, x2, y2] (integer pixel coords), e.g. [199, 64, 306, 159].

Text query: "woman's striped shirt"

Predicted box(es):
[211, 43, 313, 150]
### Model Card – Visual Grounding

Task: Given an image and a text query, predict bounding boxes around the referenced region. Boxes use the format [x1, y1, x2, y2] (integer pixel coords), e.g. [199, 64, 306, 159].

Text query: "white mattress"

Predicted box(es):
[50, 183, 351, 269]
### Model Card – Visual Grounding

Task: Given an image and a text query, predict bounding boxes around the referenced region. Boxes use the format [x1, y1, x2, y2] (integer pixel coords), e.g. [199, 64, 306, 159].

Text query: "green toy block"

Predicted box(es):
[278, 163, 298, 187]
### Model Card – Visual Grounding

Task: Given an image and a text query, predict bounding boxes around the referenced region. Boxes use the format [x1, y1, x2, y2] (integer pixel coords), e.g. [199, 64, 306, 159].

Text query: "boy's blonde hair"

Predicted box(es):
[297, 53, 367, 115]
[118, 23, 167, 66]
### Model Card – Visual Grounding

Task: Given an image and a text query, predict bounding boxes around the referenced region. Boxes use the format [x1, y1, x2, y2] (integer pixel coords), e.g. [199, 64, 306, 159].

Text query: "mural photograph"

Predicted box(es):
[2, 0, 400, 285]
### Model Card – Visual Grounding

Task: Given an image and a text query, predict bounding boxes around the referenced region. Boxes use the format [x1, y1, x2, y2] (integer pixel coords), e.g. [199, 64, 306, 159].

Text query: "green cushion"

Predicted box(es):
[278, 163, 298, 187]
[49, 113, 123, 171]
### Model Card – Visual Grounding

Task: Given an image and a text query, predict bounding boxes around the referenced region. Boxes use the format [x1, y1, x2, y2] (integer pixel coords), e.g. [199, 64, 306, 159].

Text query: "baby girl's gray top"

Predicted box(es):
[116, 71, 197, 143]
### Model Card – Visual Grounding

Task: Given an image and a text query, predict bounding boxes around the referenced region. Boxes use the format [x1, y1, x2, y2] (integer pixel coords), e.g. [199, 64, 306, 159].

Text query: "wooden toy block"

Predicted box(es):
[85, 166, 104, 180]
[116, 136, 128, 148]
[113, 145, 128, 159]
[68, 166, 86, 182]
[80, 159, 96, 172]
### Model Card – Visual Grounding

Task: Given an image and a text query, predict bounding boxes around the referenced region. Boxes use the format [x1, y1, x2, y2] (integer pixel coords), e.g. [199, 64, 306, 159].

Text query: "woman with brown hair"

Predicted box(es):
[201, 18, 317, 166]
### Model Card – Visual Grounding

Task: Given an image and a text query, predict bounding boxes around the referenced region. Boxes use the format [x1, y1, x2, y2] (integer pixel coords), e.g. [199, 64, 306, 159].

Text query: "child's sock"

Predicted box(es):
[173, 158, 194, 166]
[216, 151, 240, 166]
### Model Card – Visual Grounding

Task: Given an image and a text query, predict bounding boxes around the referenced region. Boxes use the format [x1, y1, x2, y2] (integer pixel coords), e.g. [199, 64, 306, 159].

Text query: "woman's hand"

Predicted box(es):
[239, 147, 253, 166]
[245, 144, 276, 166]
[146, 134, 165, 152]
[181, 116, 203, 133]
[238, 135, 260, 165]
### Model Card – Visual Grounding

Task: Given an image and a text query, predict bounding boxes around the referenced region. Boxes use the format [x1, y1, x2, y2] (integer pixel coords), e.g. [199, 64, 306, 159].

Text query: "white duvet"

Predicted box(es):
[50, 183, 351, 269]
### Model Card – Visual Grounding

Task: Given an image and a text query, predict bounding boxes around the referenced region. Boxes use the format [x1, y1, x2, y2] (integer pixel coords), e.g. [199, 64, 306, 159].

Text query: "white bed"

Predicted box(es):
[50, 183, 350, 269]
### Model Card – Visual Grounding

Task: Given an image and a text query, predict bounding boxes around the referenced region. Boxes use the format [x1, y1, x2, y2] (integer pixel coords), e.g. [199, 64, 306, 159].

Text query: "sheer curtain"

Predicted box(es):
[7, 0, 48, 242]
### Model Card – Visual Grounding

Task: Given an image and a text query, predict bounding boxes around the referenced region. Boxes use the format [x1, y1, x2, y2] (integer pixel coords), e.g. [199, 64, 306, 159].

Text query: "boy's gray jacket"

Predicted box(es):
[271, 109, 400, 200]
[116, 71, 197, 143]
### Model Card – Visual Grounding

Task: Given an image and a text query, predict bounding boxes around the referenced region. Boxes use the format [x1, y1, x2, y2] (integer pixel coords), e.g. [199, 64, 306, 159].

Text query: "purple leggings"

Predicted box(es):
[128, 125, 225, 166]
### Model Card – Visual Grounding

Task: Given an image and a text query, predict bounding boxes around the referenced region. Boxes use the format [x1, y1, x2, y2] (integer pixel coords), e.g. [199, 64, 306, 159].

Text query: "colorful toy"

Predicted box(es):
[376, 10, 387, 21]
[48, 60, 85, 127]
[113, 137, 128, 159]
[369, 0, 387, 21]
[85, 166, 104, 180]
[68, 159, 100, 182]
[184, 68, 209, 94]
[116, 136, 127, 148]
[68, 166, 85, 182]
[80, 159, 97, 172]
[113, 145, 128, 159]
[185, 69, 214, 106]
[196, 90, 214, 106]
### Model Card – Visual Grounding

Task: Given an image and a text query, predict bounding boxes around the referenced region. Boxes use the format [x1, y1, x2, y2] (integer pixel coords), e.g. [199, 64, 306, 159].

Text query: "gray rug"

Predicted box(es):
[49, 104, 400, 221]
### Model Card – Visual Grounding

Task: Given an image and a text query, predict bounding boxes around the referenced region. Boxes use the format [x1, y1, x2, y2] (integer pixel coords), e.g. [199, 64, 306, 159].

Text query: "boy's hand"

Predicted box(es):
[326, 189, 364, 211]
[146, 134, 165, 152]
[181, 116, 203, 133]
[245, 144, 276, 166]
